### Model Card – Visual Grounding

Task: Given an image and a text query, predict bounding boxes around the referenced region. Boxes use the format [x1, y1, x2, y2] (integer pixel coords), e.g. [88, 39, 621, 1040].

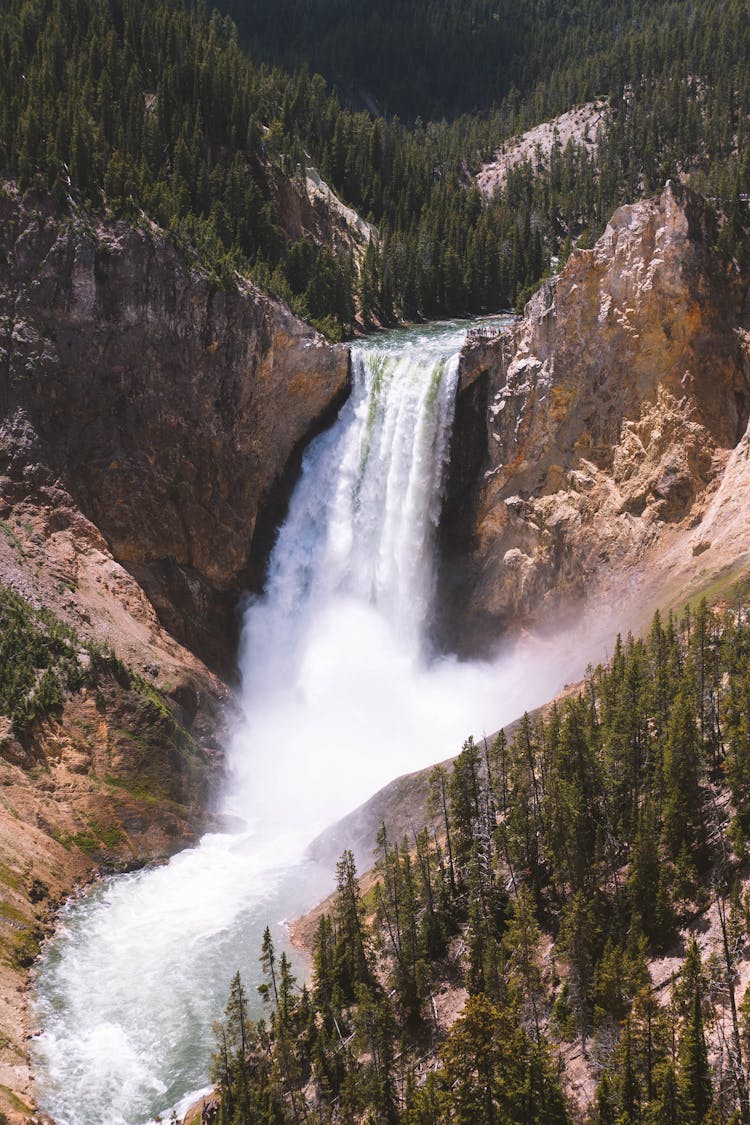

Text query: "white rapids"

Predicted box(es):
[32, 319, 589, 1124]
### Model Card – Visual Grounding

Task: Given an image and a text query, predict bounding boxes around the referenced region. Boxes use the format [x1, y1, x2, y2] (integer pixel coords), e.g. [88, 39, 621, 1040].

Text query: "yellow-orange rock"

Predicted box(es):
[441, 182, 750, 648]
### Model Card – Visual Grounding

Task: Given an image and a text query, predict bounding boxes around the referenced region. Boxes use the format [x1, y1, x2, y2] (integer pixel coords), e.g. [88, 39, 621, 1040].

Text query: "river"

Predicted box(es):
[31, 318, 583, 1124]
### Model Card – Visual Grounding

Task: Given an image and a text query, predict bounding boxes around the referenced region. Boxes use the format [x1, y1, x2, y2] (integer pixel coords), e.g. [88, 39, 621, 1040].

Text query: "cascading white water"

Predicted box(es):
[226, 325, 477, 833]
[32, 320, 587, 1125]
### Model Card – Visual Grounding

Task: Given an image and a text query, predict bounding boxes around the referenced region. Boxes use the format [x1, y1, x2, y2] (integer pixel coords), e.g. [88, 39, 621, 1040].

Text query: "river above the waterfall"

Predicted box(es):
[31, 317, 588, 1125]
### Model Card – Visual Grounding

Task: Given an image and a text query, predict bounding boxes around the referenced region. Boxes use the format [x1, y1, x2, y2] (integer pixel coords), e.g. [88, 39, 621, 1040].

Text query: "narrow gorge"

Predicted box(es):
[31, 319, 580, 1125]
[0, 180, 748, 1123]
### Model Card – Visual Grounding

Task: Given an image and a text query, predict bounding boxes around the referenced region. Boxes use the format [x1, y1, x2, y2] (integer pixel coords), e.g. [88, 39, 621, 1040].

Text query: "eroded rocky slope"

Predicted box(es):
[441, 181, 750, 651]
[476, 100, 610, 198]
[0, 521, 228, 1120]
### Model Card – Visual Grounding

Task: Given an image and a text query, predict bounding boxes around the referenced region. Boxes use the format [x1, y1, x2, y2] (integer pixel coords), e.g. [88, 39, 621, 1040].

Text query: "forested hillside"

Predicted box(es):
[211, 600, 750, 1123]
[2, 0, 748, 337]
[221, 0, 750, 129]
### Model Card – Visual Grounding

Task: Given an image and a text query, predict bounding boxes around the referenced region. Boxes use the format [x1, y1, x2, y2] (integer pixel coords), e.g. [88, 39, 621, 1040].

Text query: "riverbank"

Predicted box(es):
[0, 681, 225, 1124]
[0, 500, 228, 1122]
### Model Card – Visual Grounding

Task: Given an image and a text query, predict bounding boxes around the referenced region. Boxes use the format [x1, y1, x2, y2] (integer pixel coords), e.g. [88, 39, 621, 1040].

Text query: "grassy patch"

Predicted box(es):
[10, 925, 41, 969]
[0, 521, 22, 553]
[0, 862, 21, 892]
[0, 901, 40, 970]
[104, 772, 165, 803]
[0, 1083, 33, 1114]
[59, 819, 124, 856]
[685, 561, 750, 613]
[50, 829, 71, 851]
[0, 900, 26, 926]
[96, 822, 124, 849]
[68, 831, 98, 856]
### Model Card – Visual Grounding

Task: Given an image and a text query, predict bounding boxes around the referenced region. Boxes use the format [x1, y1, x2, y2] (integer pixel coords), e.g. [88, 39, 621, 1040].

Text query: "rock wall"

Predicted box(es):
[0, 189, 350, 674]
[440, 182, 750, 650]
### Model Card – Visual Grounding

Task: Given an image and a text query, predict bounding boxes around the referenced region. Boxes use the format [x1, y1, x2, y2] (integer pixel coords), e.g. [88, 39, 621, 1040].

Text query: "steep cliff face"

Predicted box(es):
[441, 182, 750, 650]
[0, 189, 351, 674]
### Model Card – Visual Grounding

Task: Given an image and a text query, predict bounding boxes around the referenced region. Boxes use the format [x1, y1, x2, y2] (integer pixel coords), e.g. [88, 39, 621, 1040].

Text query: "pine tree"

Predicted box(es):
[679, 951, 713, 1124]
[662, 686, 706, 863]
[333, 850, 373, 1001]
[646, 1062, 682, 1125]
[502, 885, 546, 1038]
[595, 1072, 617, 1125]
[616, 1017, 641, 1124]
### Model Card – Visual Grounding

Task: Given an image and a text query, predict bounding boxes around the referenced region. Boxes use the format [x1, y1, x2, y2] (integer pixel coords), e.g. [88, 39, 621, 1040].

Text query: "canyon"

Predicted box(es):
[0, 177, 749, 1120]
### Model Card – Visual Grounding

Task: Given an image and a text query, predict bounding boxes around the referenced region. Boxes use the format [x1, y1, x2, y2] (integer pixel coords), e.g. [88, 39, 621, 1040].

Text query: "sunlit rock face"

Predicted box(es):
[0, 190, 350, 673]
[441, 182, 750, 651]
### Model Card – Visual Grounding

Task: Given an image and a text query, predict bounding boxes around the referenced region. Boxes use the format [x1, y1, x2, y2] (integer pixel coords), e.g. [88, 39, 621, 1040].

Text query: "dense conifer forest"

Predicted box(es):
[1, 0, 748, 337]
[221, 0, 750, 127]
[210, 600, 750, 1122]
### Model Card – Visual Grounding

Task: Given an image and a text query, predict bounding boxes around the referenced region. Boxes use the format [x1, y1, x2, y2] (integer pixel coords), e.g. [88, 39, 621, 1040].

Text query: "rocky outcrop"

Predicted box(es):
[476, 100, 610, 198]
[440, 182, 750, 650]
[273, 163, 376, 266]
[0, 188, 351, 674]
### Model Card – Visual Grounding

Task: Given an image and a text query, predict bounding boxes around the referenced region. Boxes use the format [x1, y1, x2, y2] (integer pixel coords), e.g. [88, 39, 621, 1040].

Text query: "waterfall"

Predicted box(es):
[271, 343, 457, 645]
[32, 319, 577, 1125]
[238, 338, 459, 686]
[227, 329, 468, 834]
